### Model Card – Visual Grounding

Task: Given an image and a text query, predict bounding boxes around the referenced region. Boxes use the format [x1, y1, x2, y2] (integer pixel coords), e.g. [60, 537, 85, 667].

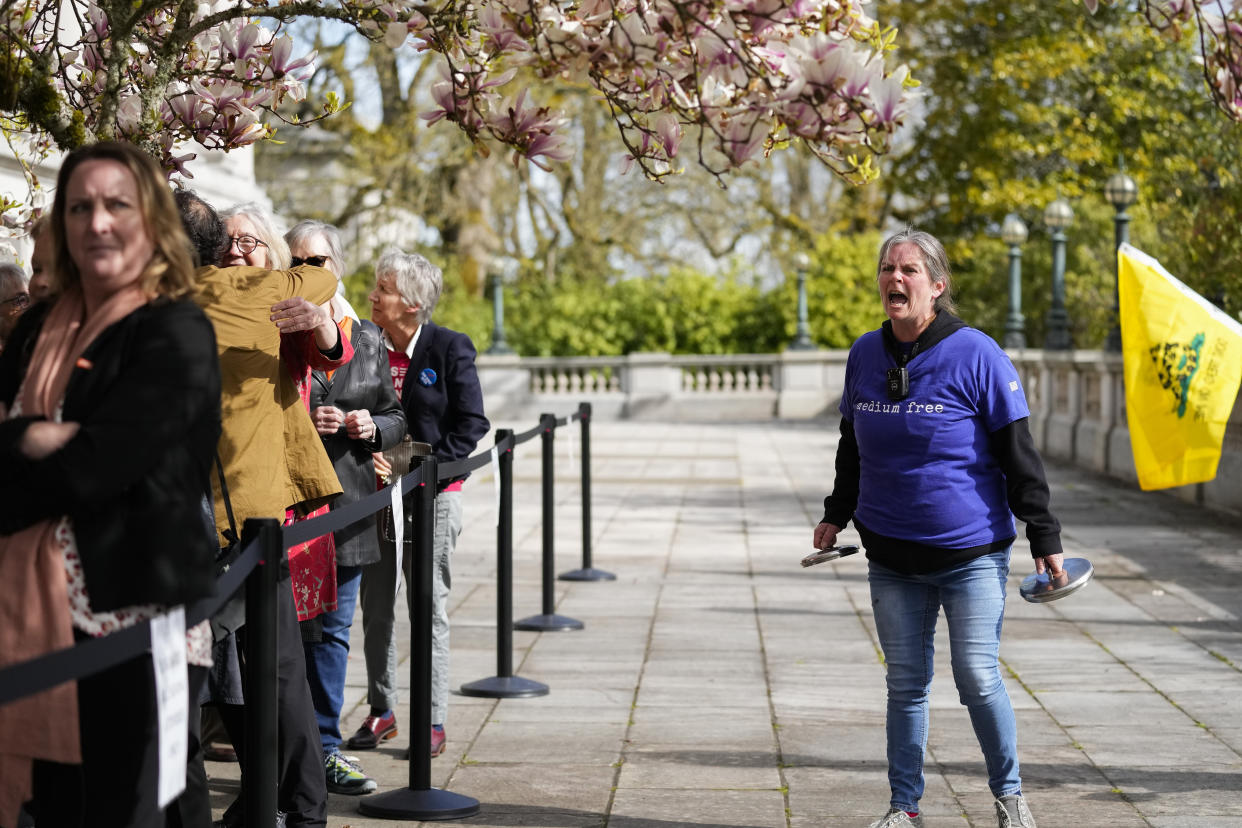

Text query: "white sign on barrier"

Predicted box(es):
[150, 607, 188, 808]
[391, 475, 404, 597]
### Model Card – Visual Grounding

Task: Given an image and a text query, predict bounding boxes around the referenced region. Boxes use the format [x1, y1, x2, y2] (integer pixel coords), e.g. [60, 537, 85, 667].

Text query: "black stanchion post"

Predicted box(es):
[461, 430, 549, 698]
[359, 456, 480, 819]
[559, 401, 614, 582]
[242, 518, 281, 828]
[515, 413, 583, 632]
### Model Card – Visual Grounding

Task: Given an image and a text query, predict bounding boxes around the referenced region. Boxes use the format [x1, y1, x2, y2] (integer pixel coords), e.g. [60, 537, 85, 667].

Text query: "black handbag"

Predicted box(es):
[213, 451, 241, 574]
[379, 436, 430, 544]
[209, 452, 247, 641]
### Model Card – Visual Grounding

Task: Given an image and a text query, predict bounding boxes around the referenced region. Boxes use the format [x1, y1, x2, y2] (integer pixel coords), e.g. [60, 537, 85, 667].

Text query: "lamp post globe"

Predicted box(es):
[1104, 171, 1138, 352]
[1001, 213, 1028, 350]
[1043, 198, 1074, 231]
[1105, 172, 1138, 211]
[1043, 198, 1073, 350]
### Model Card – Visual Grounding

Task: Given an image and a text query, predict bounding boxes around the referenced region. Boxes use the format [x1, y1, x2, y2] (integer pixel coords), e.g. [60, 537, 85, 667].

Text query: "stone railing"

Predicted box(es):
[479, 349, 1242, 516]
[479, 350, 846, 422]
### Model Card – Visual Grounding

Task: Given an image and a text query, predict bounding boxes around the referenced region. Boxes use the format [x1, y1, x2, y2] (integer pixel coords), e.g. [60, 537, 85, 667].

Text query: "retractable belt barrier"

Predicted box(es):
[0, 403, 602, 823]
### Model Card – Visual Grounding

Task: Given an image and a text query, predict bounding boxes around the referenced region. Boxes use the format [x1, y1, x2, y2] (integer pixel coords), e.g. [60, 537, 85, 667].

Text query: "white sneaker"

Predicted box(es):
[995, 794, 1037, 828]
[869, 808, 924, 828]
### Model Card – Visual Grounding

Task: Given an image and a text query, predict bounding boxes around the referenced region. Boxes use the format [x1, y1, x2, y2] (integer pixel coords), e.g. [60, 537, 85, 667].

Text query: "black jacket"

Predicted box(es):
[400, 322, 489, 485]
[309, 319, 406, 566]
[0, 298, 222, 611]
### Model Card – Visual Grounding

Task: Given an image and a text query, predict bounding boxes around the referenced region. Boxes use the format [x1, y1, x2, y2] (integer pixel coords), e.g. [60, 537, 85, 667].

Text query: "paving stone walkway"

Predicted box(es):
[207, 419, 1242, 828]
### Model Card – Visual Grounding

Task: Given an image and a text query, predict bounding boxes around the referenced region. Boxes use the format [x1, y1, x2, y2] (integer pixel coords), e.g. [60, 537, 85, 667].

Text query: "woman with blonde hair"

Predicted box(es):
[0, 140, 221, 827]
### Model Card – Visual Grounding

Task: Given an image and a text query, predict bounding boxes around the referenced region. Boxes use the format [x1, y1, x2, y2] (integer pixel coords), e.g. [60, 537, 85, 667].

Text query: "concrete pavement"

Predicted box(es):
[207, 419, 1242, 827]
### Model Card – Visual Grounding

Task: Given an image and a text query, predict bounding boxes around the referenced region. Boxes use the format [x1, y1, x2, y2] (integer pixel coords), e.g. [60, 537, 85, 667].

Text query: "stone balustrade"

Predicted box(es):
[478, 348, 1242, 515]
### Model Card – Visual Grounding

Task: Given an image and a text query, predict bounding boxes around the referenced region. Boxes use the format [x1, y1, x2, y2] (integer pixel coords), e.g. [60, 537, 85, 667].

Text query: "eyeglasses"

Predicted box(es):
[291, 255, 329, 268]
[228, 235, 268, 255]
[2, 292, 30, 313]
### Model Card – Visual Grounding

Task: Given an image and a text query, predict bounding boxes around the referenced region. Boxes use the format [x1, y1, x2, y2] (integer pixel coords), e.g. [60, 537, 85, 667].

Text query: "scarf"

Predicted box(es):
[0, 281, 149, 825]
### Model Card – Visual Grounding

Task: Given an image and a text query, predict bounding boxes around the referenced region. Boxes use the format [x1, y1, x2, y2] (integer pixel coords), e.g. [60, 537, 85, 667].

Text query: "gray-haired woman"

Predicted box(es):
[346, 248, 489, 760]
[814, 229, 1062, 828]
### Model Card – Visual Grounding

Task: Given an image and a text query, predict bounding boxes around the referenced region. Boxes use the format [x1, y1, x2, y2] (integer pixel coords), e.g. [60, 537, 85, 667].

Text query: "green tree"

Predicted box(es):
[875, 0, 1242, 344]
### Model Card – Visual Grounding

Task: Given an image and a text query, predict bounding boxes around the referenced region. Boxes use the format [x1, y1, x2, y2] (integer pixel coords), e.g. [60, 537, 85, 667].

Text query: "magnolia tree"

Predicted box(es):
[1083, 0, 1242, 119]
[0, 0, 916, 235]
[1, 0, 1239, 238]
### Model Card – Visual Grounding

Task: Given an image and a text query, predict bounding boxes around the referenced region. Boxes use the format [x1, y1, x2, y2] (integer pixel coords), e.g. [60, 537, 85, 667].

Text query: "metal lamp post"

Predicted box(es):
[787, 251, 815, 351]
[1104, 170, 1138, 352]
[1043, 198, 1074, 351]
[1001, 213, 1028, 350]
[486, 260, 515, 356]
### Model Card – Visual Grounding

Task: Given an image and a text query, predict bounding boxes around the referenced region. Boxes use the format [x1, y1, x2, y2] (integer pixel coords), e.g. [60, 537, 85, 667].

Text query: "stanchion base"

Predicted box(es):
[513, 613, 584, 632]
[357, 787, 480, 820]
[459, 674, 550, 698]
[558, 567, 616, 582]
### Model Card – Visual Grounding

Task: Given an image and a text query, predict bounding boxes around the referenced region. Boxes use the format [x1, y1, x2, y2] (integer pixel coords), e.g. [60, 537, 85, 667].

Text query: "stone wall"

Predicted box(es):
[478, 349, 1242, 516]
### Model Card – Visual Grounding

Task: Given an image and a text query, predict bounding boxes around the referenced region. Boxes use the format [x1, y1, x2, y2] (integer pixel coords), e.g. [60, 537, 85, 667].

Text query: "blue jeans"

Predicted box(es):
[868, 549, 1022, 813]
[304, 564, 362, 755]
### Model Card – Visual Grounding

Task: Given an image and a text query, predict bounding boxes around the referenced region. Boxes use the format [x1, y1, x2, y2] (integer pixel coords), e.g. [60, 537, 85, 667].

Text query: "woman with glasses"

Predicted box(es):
[0, 262, 30, 351]
[285, 220, 406, 796]
[217, 204, 350, 627]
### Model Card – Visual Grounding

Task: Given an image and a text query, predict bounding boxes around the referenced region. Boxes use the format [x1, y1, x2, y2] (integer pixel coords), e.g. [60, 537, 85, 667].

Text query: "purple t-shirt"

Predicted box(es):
[839, 326, 1030, 548]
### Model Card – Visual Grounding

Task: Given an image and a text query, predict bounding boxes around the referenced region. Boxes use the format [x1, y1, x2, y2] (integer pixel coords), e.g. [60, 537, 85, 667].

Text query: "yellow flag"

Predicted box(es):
[1118, 243, 1242, 490]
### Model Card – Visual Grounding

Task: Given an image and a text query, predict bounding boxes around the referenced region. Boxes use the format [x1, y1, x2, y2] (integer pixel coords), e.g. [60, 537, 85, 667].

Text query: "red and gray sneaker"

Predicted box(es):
[346, 710, 398, 750]
[430, 724, 446, 758]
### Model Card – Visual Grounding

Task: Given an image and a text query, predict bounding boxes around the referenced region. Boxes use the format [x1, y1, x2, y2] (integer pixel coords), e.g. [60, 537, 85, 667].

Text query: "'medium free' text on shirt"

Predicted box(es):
[839, 327, 1030, 549]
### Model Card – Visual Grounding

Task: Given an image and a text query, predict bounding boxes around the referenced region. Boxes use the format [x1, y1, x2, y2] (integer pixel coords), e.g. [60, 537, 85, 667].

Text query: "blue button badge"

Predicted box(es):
[419, 368, 438, 386]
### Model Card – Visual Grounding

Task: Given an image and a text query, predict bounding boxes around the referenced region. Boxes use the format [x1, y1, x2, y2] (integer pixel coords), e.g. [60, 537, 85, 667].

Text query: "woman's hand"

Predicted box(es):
[345, 409, 376, 441]
[271, 298, 339, 351]
[813, 522, 842, 550]
[312, 405, 345, 436]
[270, 296, 327, 333]
[373, 452, 393, 480]
[20, 421, 80, 460]
[1034, 553, 1065, 578]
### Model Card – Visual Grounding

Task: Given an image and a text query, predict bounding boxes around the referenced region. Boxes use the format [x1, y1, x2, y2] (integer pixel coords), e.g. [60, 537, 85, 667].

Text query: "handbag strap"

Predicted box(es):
[214, 451, 240, 546]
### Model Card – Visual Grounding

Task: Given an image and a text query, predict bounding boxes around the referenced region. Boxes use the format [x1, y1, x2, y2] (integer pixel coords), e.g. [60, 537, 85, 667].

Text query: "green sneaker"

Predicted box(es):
[324, 751, 377, 795]
[995, 794, 1037, 828]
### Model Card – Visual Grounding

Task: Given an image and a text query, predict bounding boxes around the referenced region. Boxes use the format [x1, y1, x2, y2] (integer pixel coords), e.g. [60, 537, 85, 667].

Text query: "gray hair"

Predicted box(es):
[877, 228, 957, 315]
[377, 248, 442, 325]
[0, 262, 27, 294]
[285, 219, 345, 279]
[220, 202, 291, 269]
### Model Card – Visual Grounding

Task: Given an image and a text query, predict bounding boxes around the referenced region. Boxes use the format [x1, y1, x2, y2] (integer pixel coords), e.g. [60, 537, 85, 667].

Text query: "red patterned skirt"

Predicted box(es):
[286, 506, 337, 621]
